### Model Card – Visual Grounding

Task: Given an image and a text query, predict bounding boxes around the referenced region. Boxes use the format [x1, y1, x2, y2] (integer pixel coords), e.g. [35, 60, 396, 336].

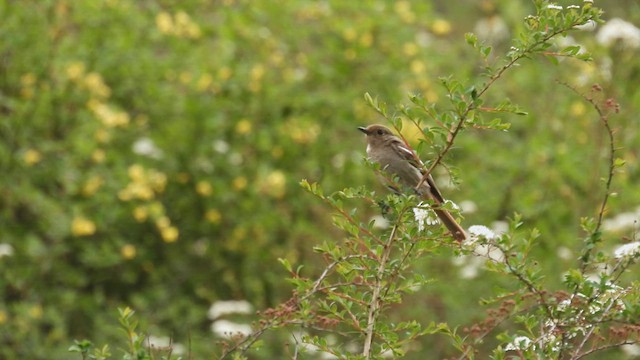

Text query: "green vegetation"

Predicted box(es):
[1, 0, 639, 359]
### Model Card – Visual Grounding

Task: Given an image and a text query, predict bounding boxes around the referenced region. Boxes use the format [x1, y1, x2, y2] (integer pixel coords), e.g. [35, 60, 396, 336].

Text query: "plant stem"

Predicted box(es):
[363, 224, 399, 358]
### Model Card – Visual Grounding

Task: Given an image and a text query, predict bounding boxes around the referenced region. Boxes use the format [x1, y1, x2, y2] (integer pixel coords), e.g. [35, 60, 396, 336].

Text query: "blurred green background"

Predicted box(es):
[1, 0, 639, 358]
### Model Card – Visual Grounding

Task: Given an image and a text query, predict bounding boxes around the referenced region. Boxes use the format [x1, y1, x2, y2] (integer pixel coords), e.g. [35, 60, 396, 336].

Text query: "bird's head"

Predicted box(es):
[358, 124, 395, 146]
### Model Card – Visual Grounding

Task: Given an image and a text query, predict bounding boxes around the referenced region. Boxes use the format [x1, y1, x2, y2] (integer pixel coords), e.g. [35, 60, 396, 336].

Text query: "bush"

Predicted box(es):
[0, 0, 639, 359]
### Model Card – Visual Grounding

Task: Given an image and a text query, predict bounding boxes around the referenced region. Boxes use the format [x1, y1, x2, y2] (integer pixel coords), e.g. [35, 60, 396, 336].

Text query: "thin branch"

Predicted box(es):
[363, 224, 400, 358]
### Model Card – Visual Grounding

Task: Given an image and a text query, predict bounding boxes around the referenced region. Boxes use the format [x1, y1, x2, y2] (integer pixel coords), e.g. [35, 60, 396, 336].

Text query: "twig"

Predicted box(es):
[363, 224, 399, 358]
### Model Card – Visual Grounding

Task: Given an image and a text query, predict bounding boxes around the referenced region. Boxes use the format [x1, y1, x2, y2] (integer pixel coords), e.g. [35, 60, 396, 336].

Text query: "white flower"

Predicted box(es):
[474, 244, 505, 263]
[413, 202, 439, 232]
[208, 300, 253, 319]
[474, 16, 509, 43]
[491, 220, 509, 234]
[458, 257, 485, 279]
[596, 18, 640, 49]
[228, 152, 243, 165]
[622, 344, 640, 357]
[567, 5, 581, 9]
[547, 4, 563, 10]
[458, 200, 478, 214]
[211, 320, 252, 338]
[468, 225, 497, 240]
[556, 246, 573, 260]
[603, 210, 639, 232]
[146, 335, 185, 355]
[505, 336, 533, 351]
[0, 243, 14, 257]
[213, 139, 230, 154]
[132, 137, 163, 159]
[575, 20, 597, 31]
[613, 241, 640, 259]
[370, 215, 389, 229]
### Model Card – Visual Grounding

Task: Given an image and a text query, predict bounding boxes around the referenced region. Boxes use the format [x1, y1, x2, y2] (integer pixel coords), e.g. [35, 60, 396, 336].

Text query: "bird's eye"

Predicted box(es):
[377, 130, 384, 135]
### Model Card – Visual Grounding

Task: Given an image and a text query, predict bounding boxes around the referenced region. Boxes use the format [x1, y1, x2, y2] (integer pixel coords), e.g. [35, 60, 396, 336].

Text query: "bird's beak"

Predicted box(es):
[357, 126, 368, 134]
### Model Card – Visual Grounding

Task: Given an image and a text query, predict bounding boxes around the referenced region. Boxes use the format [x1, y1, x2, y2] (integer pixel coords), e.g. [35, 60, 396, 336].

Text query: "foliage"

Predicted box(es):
[0, 0, 639, 359]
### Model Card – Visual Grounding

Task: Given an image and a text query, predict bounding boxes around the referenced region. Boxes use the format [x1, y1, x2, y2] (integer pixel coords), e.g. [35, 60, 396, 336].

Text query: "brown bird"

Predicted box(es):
[358, 124, 466, 241]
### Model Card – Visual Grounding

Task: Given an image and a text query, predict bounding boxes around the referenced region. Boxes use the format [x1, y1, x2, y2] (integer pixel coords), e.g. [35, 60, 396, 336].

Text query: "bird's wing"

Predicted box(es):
[390, 138, 446, 203]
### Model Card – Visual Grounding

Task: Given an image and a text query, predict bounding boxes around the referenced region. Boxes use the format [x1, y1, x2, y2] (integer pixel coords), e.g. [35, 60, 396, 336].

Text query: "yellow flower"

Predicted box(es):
[179, 71, 192, 84]
[283, 118, 320, 144]
[121, 244, 136, 259]
[21, 73, 36, 87]
[399, 119, 424, 146]
[0, 310, 7, 324]
[570, 101, 586, 117]
[23, 149, 42, 166]
[128, 164, 145, 182]
[261, 170, 286, 199]
[82, 175, 104, 197]
[344, 48, 357, 60]
[403, 42, 419, 57]
[133, 206, 148, 222]
[66, 62, 86, 80]
[156, 12, 174, 34]
[218, 67, 232, 80]
[343, 27, 357, 42]
[29, 305, 43, 319]
[271, 146, 284, 158]
[359, 32, 373, 47]
[394, 1, 415, 23]
[92, 149, 106, 163]
[156, 216, 171, 229]
[176, 172, 190, 184]
[71, 217, 96, 237]
[148, 170, 167, 193]
[161, 226, 179, 243]
[196, 180, 213, 196]
[432, 19, 452, 36]
[232, 176, 248, 191]
[196, 73, 213, 91]
[410, 60, 426, 75]
[425, 89, 439, 103]
[205, 209, 222, 224]
[146, 202, 163, 217]
[83, 72, 111, 98]
[94, 128, 112, 143]
[235, 119, 252, 134]
[250, 64, 265, 81]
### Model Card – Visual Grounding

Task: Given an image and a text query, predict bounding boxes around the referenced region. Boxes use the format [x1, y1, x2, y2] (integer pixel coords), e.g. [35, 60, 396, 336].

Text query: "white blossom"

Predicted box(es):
[370, 215, 389, 229]
[547, 4, 563, 10]
[575, 20, 597, 31]
[622, 344, 640, 357]
[468, 225, 497, 240]
[132, 137, 163, 159]
[213, 139, 230, 154]
[0, 243, 14, 257]
[491, 220, 509, 235]
[211, 320, 252, 338]
[613, 241, 640, 259]
[413, 202, 439, 232]
[146, 335, 185, 355]
[474, 16, 509, 43]
[459, 200, 478, 214]
[208, 300, 253, 319]
[505, 336, 533, 351]
[556, 246, 573, 260]
[603, 210, 639, 232]
[596, 18, 640, 49]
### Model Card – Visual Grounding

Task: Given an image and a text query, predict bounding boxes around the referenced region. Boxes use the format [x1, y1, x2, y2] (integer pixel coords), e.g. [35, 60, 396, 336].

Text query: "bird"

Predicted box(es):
[358, 124, 467, 241]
